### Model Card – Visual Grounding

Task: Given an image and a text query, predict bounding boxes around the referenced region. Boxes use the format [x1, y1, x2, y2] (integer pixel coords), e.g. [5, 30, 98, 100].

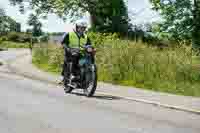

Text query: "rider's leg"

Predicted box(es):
[58, 60, 67, 84]
[59, 50, 69, 84]
[73, 55, 81, 76]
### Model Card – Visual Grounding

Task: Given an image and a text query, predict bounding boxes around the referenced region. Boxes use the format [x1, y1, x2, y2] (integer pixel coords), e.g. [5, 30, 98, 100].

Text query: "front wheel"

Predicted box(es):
[64, 80, 73, 93]
[63, 71, 73, 94]
[64, 86, 73, 94]
[83, 64, 97, 97]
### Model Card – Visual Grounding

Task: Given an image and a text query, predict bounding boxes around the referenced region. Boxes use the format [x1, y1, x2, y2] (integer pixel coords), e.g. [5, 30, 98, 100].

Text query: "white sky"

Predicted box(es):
[0, 0, 160, 32]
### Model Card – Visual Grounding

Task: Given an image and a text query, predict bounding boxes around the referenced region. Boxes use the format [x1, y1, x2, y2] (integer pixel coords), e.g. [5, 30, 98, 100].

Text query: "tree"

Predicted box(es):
[193, 0, 200, 49]
[0, 7, 5, 17]
[0, 8, 6, 35]
[27, 14, 43, 53]
[9, 0, 129, 34]
[89, 0, 129, 34]
[0, 8, 21, 35]
[150, 0, 200, 47]
[27, 14, 43, 37]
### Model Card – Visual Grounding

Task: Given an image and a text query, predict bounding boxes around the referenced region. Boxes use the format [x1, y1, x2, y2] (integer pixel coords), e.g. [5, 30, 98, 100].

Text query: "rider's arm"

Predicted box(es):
[61, 32, 69, 47]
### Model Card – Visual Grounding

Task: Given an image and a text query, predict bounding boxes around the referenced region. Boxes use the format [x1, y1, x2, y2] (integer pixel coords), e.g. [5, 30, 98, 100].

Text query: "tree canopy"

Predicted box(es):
[27, 14, 43, 37]
[9, 0, 129, 34]
[150, 0, 200, 47]
[0, 7, 21, 35]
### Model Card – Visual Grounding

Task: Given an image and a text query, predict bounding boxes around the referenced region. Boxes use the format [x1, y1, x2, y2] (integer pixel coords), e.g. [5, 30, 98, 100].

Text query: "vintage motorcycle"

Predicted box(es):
[63, 45, 97, 97]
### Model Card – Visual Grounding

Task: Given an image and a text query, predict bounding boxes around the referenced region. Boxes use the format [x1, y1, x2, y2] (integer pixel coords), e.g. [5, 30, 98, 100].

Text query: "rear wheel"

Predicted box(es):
[84, 64, 97, 97]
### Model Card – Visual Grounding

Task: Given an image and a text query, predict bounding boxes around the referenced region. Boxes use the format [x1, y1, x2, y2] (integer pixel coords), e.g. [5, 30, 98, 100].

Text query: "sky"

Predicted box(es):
[0, 0, 160, 32]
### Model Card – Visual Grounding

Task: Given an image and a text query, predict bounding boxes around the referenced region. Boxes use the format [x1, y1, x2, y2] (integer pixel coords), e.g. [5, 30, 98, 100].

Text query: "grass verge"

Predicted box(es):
[0, 41, 29, 49]
[32, 35, 200, 97]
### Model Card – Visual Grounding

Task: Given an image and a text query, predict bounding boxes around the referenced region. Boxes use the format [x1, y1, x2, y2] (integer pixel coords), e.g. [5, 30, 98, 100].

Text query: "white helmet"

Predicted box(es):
[75, 19, 88, 28]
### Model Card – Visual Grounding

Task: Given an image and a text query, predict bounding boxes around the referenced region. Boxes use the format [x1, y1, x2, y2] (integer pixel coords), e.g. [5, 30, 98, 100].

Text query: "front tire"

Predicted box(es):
[63, 74, 73, 94]
[84, 64, 97, 97]
[64, 86, 73, 94]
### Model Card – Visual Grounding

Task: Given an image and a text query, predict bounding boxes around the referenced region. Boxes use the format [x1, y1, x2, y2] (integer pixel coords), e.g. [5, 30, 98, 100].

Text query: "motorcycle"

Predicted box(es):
[63, 45, 97, 97]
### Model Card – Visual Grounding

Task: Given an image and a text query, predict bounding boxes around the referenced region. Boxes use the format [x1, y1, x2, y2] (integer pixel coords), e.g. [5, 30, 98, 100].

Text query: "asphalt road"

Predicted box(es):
[0, 50, 200, 133]
[0, 49, 28, 65]
[0, 49, 24, 61]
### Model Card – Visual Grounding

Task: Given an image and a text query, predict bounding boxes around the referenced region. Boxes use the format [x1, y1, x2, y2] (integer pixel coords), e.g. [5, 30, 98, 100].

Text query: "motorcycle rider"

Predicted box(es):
[59, 19, 92, 84]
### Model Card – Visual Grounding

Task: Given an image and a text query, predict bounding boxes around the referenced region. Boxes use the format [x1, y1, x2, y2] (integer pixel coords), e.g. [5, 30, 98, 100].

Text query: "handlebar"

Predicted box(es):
[62, 44, 96, 56]
[62, 44, 93, 51]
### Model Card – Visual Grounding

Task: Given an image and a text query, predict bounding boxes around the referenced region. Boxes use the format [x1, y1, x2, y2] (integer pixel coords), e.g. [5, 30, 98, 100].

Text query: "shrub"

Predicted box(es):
[88, 32, 120, 47]
[1, 36, 8, 41]
[7, 32, 20, 42]
[6, 32, 32, 43]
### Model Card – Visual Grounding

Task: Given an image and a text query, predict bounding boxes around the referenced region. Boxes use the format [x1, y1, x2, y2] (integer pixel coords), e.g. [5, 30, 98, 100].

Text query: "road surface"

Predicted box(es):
[0, 50, 200, 133]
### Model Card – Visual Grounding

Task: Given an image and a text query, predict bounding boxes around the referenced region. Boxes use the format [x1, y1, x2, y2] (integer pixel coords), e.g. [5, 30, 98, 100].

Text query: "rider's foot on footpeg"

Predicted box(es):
[58, 79, 64, 85]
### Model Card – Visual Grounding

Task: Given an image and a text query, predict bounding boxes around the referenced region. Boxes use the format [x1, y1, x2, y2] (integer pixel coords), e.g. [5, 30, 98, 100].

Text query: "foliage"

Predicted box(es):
[6, 32, 32, 43]
[7, 32, 20, 42]
[9, 0, 129, 34]
[87, 32, 120, 46]
[0, 8, 21, 35]
[89, 0, 129, 34]
[192, 0, 200, 49]
[32, 33, 200, 97]
[27, 13, 43, 37]
[0, 7, 6, 35]
[150, 0, 200, 48]
[150, 0, 193, 40]
[32, 43, 64, 73]
[49, 32, 65, 36]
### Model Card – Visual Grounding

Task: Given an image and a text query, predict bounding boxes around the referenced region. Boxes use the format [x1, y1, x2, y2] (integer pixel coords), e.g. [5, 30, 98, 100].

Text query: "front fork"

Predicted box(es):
[68, 62, 75, 85]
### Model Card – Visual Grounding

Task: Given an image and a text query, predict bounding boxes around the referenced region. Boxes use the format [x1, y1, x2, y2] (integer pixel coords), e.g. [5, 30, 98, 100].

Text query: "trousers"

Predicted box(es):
[61, 49, 80, 77]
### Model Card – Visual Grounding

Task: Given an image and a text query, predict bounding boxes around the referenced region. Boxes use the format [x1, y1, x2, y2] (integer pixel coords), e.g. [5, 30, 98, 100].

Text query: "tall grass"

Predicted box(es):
[32, 33, 200, 97]
[96, 40, 200, 96]
[32, 43, 64, 74]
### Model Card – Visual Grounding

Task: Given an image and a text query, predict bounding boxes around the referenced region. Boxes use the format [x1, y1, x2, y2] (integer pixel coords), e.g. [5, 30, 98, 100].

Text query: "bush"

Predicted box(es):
[6, 32, 32, 43]
[1, 36, 8, 41]
[7, 32, 20, 42]
[88, 32, 120, 47]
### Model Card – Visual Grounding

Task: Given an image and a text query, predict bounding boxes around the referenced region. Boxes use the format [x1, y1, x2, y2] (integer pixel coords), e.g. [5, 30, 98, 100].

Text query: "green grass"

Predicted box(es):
[32, 43, 63, 75]
[0, 41, 29, 48]
[32, 60, 60, 75]
[192, 56, 200, 71]
[32, 35, 200, 97]
[193, 56, 200, 65]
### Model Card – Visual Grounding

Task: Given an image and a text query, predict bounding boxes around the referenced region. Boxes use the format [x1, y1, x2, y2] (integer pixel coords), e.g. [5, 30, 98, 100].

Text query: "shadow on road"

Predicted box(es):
[71, 92, 122, 101]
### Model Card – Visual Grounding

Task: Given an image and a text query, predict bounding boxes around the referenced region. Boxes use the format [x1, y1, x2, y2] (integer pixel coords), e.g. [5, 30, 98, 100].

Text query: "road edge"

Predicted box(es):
[2, 52, 200, 115]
